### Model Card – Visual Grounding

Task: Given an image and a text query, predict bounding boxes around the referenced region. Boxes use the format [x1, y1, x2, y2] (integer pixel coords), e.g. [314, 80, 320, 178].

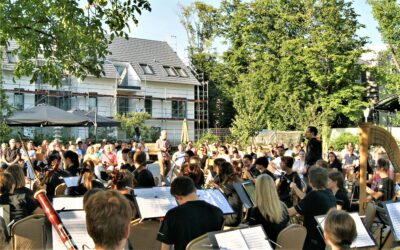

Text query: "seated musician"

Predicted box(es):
[0, 172, 43, 222]
[288, 166, 336, 250]
[63, 150, 80, 176]
[84, 190, 132, 250]
[44, 152, 71, 197]
[66, 160, 104, 196]
[324, 209, 357, 250]
[133, 151, 155, 188]
[366, 158, 395, 204]
[157, 176, 224, 250]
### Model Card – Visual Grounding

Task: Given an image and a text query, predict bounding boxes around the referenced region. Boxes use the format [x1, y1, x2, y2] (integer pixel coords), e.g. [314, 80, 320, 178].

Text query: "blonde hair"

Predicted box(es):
[255, 174, 286, 224]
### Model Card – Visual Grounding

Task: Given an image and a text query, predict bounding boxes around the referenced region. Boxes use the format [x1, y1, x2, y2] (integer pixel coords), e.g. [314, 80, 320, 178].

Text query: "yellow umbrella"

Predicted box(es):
[180, 118, 189, 144]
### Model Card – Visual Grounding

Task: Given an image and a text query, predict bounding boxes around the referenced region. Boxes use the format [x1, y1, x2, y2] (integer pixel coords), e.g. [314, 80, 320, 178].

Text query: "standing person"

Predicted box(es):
[304, 126, 322, 168]
[156, 130, 171, 182]
[246, 174, 289, 244]
[157, 177, 224, 250]
[84, 190, 132, 250]
[288, 166, 336, 250]
[324, 210, 357, 250]
[1, 139, 21, 170]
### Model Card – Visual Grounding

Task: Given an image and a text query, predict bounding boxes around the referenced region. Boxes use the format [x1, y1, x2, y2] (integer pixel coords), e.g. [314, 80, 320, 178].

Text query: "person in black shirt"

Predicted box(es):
[366, 158, 395, 203]
[157, 177, 224, 250]
[255, 157, 276, 180]
[304, 126, 322, 167]
[180, 162, 205, 189]
[242, 154, 259, 180]
[66, 160, 104, 196]
[277, 156, 302, 207]
[133, 151, 155, 188]
[288, 166, 336, 250]
[0, 172, 43, 222]
[44, 152, 71, 197]
[246, 174, 289, 245]
[63, 150, 80, 176]
[120, 149, 135, 172]
[327, 152, 342, 172]
[328, 172, 350, 211]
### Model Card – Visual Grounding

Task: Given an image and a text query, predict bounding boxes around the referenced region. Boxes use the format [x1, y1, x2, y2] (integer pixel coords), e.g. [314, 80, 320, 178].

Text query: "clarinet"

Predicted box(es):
[34, 189, 78, 250]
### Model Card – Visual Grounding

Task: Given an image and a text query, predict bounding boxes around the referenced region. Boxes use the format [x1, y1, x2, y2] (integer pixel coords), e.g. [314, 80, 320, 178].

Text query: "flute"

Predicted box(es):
[34, 189, 78, 250]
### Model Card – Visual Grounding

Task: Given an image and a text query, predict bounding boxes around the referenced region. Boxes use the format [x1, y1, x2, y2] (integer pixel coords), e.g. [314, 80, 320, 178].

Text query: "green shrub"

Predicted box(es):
[195, 132, 219, 147]
[330, 132, 358, 151]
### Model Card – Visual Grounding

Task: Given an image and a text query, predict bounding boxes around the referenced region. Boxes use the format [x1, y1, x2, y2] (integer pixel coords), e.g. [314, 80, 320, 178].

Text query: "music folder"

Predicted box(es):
[134, 187, 235, 219]
[208, 225, 273, 250]
[315, 212, 376, 248]
[233, 181, 253, 209]
[52, 196, 84, 211]
[383, 201, 400, 241]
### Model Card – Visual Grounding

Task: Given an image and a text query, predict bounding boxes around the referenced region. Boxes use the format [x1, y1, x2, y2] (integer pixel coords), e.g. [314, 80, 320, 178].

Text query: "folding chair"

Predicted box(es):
[276, 224, 307, 250]
[128, 219, 161, 250]
[10, 214, 46, 250]
[54, 183, 67, 196]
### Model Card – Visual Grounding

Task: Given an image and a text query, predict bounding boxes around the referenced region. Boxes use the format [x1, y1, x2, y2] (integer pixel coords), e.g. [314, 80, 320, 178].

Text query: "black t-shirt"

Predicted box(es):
[328, 160, 342, 172]
[66, 180, 105, 196]
[157, 200, 224, 250]
[376, 177, 395, 202]
[335, 189, 350, 211]
[305, 137, 322, 166]
[261, 169, 276, 181]
[249, 166, 260, 178]
[134, 169, 155, 188]
[121, 163, 135, 172]
[46, 169, 71, 197]
[247, 205, 289, 244]
[295, 189, 336, 250]
[0, 190, 39, 222]
[278, 171, 302, 207]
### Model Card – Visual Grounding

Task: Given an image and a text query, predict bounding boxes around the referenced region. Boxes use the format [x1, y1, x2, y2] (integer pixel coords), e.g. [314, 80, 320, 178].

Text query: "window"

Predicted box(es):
[14, 93, 24, 111]
[89, 96, 97, 110]
[140, 64, 154, 74]
[7, 52, 18, 63]
[163, 66, 178, 76]
[175, 67, 188, 77]
[172, 100, 187, 119]
[117, 97, 129, 115]
[35, 92, 71, 110]
[145, 99, 152, 115]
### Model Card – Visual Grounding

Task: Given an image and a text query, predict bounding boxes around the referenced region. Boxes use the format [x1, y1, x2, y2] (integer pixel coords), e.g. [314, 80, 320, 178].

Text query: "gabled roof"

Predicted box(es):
[107, 37, 200, 85]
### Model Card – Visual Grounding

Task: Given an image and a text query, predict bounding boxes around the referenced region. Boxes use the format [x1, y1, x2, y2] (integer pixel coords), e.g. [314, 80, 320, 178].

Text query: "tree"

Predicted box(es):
[114, 112, 151, 139]
[369, 0, 400, 71]
[0, 59, 12, 142]
[0, 0, 151, 86]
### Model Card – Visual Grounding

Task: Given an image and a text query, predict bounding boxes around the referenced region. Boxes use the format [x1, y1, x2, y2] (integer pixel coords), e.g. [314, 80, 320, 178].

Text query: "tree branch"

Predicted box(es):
[13, 25, 55, 39]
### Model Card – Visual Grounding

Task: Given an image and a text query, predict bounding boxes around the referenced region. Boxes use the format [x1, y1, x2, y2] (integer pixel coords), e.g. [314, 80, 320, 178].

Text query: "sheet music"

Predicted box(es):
[53, 210, 94, 250]
[240, 226, 273, 250]
[0, 205, 10, 226]
[385, 202, 400, 241]
[134, 187, 177, 219]
[53, 197, 84, 211]
[316, 213, 375, 248]
[197, 189, 234, 214]
[215, 230, 249, 250]
[62, 176, 83, 188]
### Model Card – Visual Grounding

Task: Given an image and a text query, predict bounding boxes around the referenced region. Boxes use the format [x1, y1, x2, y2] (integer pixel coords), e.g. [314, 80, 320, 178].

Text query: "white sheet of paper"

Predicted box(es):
[197, 189, 234, 214]
[134, 187, 177, 219]
[62, 176, 83, 188]
[53, 210, 94, 250]
[317, 213, 375, 248]
[52, 197, 84, 211]
[215, 230, 249, 250]
[386, 202, 400, 241]
[240, 226, 273, 250]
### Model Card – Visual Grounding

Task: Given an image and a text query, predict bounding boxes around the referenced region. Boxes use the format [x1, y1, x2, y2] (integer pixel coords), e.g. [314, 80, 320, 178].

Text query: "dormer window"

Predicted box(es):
[140, 64, 154, 74]
[175, 67, 188, 77]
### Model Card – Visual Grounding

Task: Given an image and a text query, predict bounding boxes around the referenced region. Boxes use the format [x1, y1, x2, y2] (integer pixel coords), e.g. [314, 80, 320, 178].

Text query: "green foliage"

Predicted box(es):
[330, 133, 358, 152]
[0, 0, 151, 86]
[195, 132, 219, 147]
[114, 112, 151, 140]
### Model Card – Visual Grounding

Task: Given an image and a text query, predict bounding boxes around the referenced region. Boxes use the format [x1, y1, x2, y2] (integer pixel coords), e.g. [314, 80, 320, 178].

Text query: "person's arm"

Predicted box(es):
[161, 243, 172, 250]
[366, 186, 383, 200]
[288, 207, 298, 217]
[290, 182, 305, 199]
[10, 154, 20, 165]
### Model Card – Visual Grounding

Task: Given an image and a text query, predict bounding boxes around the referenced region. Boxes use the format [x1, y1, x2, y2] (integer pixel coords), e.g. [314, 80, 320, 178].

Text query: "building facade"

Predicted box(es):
[1, 37, 208, 145]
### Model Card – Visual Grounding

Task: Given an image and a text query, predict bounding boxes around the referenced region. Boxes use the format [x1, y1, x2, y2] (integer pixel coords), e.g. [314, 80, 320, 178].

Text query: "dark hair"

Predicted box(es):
[47, 152, 61, 165]
[170, 176, 196, 196]
[308, 166, 328, 189]
[377, 158, 389, 171]
[113, 169, 134, 190]
[185, 150, 195, 158]
[324, 209, 357, 250]
[281, 156, 294, 168]
[219, 162, 239, 184]
[255, 157, 269, 168]
[64, 150, 80, 167]
[329, 172, 345, 191]
[134, 151, 147, 167]
[127, 151, 135, 161]
[315, 159, 329, 169]
[214, 158, 226, 168]
[219, 146, 228, 154]
[121, 148, 130, 154]
[0, 172, 15, 194]
[307, 126, 318, 136]
[243, 154, 253, 161]
[85, 190, 132, 249]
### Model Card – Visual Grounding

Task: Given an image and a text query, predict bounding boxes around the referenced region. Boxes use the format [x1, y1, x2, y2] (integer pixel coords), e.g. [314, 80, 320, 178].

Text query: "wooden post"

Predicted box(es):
[359, 124, 369, 215]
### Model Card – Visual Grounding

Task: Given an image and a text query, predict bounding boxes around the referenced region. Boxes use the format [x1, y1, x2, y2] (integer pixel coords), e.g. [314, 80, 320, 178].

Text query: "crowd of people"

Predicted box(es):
[0, 126, 398, 250]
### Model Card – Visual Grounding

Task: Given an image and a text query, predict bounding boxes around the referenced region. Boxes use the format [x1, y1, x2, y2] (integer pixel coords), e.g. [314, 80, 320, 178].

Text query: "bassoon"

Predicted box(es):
[34, 189, 78, 250]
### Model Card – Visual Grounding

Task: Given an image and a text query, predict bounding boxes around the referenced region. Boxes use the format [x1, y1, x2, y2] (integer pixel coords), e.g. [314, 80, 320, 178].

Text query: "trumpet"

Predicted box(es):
[34, 189, 78, 250]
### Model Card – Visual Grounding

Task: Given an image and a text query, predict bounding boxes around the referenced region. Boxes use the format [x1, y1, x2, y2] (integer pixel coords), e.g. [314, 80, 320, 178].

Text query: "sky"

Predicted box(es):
[129, 0, 385, 64]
